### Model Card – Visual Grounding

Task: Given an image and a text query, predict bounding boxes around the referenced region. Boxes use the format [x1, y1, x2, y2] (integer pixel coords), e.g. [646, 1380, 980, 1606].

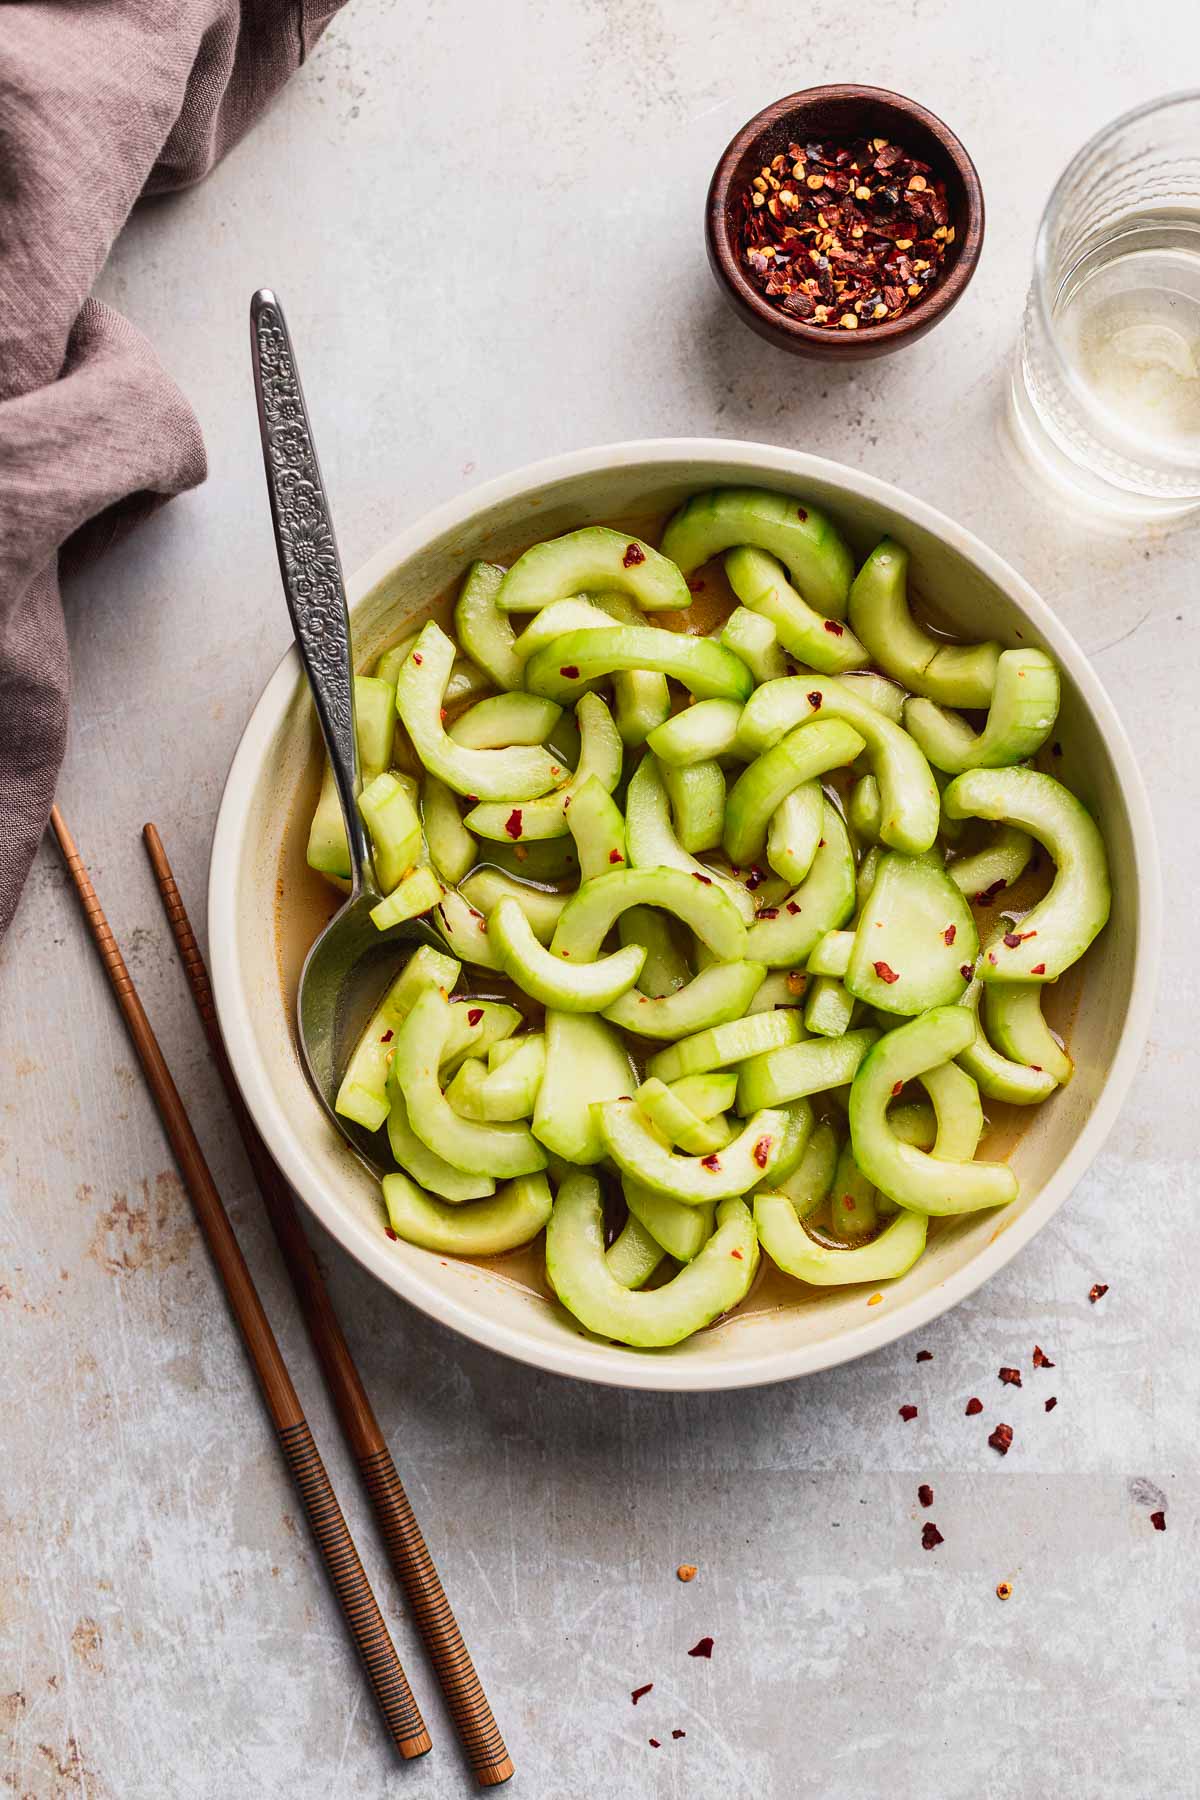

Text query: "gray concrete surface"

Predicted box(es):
[2, 3, 1198, 1795]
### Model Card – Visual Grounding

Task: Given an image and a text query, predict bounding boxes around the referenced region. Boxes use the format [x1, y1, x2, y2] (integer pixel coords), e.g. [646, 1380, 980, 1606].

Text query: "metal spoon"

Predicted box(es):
[250, 289, 439, 1177]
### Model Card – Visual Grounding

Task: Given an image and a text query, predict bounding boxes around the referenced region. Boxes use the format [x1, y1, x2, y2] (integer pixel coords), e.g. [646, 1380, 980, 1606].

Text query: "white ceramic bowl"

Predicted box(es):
[209, 440, 1160, 1392]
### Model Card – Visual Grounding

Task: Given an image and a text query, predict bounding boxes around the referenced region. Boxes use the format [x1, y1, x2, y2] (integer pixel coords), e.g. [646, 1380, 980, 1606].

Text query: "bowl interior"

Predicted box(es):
[212, 444, 1152, 1391]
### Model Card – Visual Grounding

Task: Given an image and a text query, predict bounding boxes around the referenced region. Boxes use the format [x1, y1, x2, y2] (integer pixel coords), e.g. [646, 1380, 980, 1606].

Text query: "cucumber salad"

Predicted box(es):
[306, 486, 1110, 1350]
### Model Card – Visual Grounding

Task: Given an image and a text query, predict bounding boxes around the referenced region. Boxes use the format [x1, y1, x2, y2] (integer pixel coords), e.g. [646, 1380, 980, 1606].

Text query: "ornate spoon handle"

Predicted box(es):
[250, 288, 372, 892]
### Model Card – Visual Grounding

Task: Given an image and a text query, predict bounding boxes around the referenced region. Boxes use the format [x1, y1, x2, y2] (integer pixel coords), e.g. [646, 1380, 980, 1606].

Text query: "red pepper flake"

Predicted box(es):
[999, 1366, 1022, 1387]
[745, 866, 765, 891]
[1002, 932, 1022, 949]
[700, 1154, 721, 1173]
[1032, 1345, 1054, 1368]
[384, 1225, 398, 1240]
[648, 1738, 661, 1748]
[823, 619, 844, 636]
[622, 541, 646, 568]
[730, 1247, 744, 1260]
[504, 809, 523, 839]
[987, 952, 997, 966]
[1044, 1396, 1057, 1412]
[672, 1729, 686, 1740]
[943, 924, 956, 946]
[466, 1007, 483, 1027]
[1089, 1283, 1108, 1303]
[1031, 962, 1046, 975]
[988, 1423, 1014, 1456]
[898, 1403, 918, 1422]
[996, 1581, 1013, 1601]
[916, 1349, 932, 1362]
[917, 1482, 934, 1507]
[807, 690, 823, 709]
[960, 963, 974, 981]
[873, 960, 899, 984]
[796, 506, 808, 521]
[692, 872, 713, 885]
[755, 906, 779, 921]
[921, 1522, 944, 1550]
[786, 901, 800, 914]
[631, 1684, 653, 1705]
[974, 878, 1007, 905]
[609, 848, 624, 864]
[752, 1136, 772, 1169]
[1151, 1511, 1166, 1531]
[891, 1080, 904, 1097]
[380, 1029, 394, 1043]
[965, 1396, 983, 1416]
[465, 794, 479, 806]
[412, 651, 423, 665]
[687, 576, 706, 593]
[687, 1637, 714, 1659]
[559, 665, 579, 678]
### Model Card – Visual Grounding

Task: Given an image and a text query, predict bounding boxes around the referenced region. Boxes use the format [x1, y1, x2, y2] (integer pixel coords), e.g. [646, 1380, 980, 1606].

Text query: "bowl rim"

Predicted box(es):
[208, 436, 1161, 1393]
[706, 83, 985, 350]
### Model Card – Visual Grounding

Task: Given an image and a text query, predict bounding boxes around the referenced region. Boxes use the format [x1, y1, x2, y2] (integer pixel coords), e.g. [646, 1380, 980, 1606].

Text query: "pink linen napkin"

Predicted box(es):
[0, 0, 344, 936]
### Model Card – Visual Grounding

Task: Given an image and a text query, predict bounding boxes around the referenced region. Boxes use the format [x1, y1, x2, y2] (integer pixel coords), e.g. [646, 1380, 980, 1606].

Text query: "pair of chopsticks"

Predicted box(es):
[49, 806, 512, 1787]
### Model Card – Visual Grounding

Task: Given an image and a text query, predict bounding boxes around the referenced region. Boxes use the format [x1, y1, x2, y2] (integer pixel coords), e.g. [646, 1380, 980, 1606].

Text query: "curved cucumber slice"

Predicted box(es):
[767, 780, 824, 885]
[738, 677, 940, 856]
[592, 592, 673, 747]
[943, 768, 1111, 981]
[512, 598, 616, 664]
[448, 691, 562, 747]
[661, 758, 725, 855]
[619, 906, 689, 997]
[606, 1213, 666, 1289]
[746, 969, 808, 1014]
[856, 843, 884, 915]
[624, 756, 756, 924]
[808, 930, 854, 978]
[460, 867, 567, 944]
[757, 1191, 928, 1285]
[546, 1174, 757, 1347]
[383, 1170, 551, 1254]
[848, 774, 882, 846]
[565, 772, 628, 880]
[647, 698, 745, 768]
[376, 637, 489, 706]
[490, 895, 645, 1012]
[443, 1056, 489, 1120]
[828, 1137, 878, 1240]
[905, 649, 1061, 773]
[386, 1088, 496, 1202]
[603, 960, 766, 1038]
[670, 1072, 738, 1118]
[646, 1004, 803, 1086]
[776, 1118, 838, 1218]
[440, 998, 522, 1075]
[635, 1077, 732, 1155]
[955, 975, 1059, 1105]
[946, 826, 1033, 901]
[720, 607, 791, 683]
[497, 527, 691, 614]
[453, 560, 522, 691]
[726, 546, 869, 674]
[433, 888, 504, 969]
[484, 836, 579, 883]
[335, 945, 461, 1131]
[660, 487, 855, 619]
[838, 671, 907, 724]
[358, 773, 422, 894]
[553, 865, 747, 964]
[847, 539, 1001, 707]
[392, 988, 546, 1177]
[804, 975, 855, 1038]
[370, 864, 443, 932]
[396, 622, 560, 801]
[598, 1099, 795, 1201]
[623, 1180, 715, 1263]
[525, 626, 752, 706]
[848, 1008, 1018, 1214]
[532, 1011, 635, 1165]
[844, 851, 978, 1015]
[466, 692, 622, 843]
[422, 775, 476, 885]
[473, 1033, 546, 1121]
[888, 1100, 938, 1149]
[920, 1059, 983, 1160]
[307, 675, 398, 880]
[725, 719, 864, 866]
[984, 982, 1074, 1085]
[736, 1027, 877, 1112]
[745, 799, 857, 968]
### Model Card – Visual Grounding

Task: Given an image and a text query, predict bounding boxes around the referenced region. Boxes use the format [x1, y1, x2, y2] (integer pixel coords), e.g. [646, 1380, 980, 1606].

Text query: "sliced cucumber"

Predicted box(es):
[804, 975, 856, 1038]
[946, 826, 1034, 900]
[383, 1170, 551, 1254]
[452, 561, 521, 690]
[439, 998, 522, 1075]
[422, 774, 476, 885]
[635, 1077, 731, 1155]
[984, 982, 1074, 1085]
[552, 865, 747, 965]
[370, 864, 443, 932]
[459, 867, 567, 945]
[848, 1007, 1018, 1214]
[598, 1098, 797, 1201]
[593, 593, 673, 746]
[827, 1137, 878, 1240]
[472, 1033, 546, 1121]
[767, 780, 825, 885]
[603, 959, 766, 1037]
[395, 621, 560, 800]
[954, 975, 1059, 1106]
[531, 1010, 635, 1165]
[661, 758, 726, 854]
[390, 988, 546, 1177]
[745, 799, 857, 968]
[736, 1027, 877, 1112]
[618, 906, 690, 997]
[605, 1213, 666, 1289]
[646, 1006, 803, 1086]
[838, 671, 907, 724]
[668, 1072, 738, 1119]
[358, 772, 422, 893]
[334, 944, 461, 1131]
[746, 969, 808, 1014]
[483, 836, 580, 883]
[660, 487, 855, 619]
[848, 774, 882, 846]
[844, 851, 978, 1015]
[512, 598, 616, 664]
[726, 545, 869, 674]
[724, 718, 864, 866]
[943, 768, 1111, 981]
[524, 626, 753, 706]
[491, 895, 644, 1012]
[443, 1056, 490, 1120]
[848, 539, 1001, 707]
[624, 755, 756, 924]
[545, 1174, 758, 1348]
[497, 526, 691, 614]
[307, 675, 398, 879]
[920, 1059, 983, 1160]
[775, 1117, 838, 1218]
[466, 692, 621, 842]
[756, 1191, 928, 1285]
[448, 691, 563, 747]
[623, 1180, 715, 1263]
[905, 649, 1060, 773]
[565, 772, 628, 879]
[386, 1087, 496, 1202]
[807, 930, 854, 978]
[720, 606, 791, 683]
[888, 1100, 938, 1149]
[647, 698, 745, 769]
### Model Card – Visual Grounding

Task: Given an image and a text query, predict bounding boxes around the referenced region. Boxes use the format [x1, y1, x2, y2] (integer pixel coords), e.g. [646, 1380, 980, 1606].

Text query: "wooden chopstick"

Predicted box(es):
[47, 806, 432, 1764]
[141, 823, 514, 1789]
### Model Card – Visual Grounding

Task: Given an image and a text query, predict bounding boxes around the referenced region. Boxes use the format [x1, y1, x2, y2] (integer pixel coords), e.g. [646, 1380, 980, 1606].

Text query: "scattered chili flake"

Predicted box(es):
[752, 1136, 773, 1169]
[996, 1581, 1013, 1601]
[1030, 962, 1046, 975]
[874, 961, 900, 984]
[465, 794, 479, 806]
[807, 690, 823, 709]
[1151, 1511, 1166, 1531]
[631, 1684, 653, 1705]
[700, 1154, 721, 1173]
[745, 866, 765, 891]
[380, 1028, 394, 1043]
[917, 1482, 934, 1507]
[648, 1738, 661, 1748]
[1089, 1283, 1109, 1303]
[693, 872, 713, 885]
[899, 1403, 918, 1422]
[943, 924, 957, 946]
[384, 1226, 398, 1241]
[559, 665, 579, 679]
[921, 1522, 944, 1550]
[965, 1397, 983, 1416]
[677, 1563, 698, 1582]
[672, 1729, 686, 1740]
[823, 619, 844, 636]
[867, 1293, 883, 1306]
[796, 506, 808, 521]
[609, 848, 623, 864]
[731, 1248, 744, 1260]
[960, 963, 974, 980]
[916, 1350, 933, 1362]
[504, 809, 523, 839]
[1032, 1345, 1054, 1368]
[1002, 932, 1023, 949]
[687, 1637, 714, 1659]
[786, 901, 801, 914]
[412, 651, 423, 665]
[974, 878, 1007, 905]
[987, 952, 997, 965]
[756, 906, 779, 921]
[1044, 1397, 1057, 1412]
[891, 1080, 904, 1097]
[466, 1008, 483, 1027]
[999, 1366, 1022, 1387]
[988, 1423, 1014, 1456]
[623, 542, 646, 568]
[786, 970, 806, 994]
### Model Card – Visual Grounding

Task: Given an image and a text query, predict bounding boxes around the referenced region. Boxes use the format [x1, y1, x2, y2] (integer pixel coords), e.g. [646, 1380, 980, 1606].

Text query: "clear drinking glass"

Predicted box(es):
[1012, 91, 1200, 520]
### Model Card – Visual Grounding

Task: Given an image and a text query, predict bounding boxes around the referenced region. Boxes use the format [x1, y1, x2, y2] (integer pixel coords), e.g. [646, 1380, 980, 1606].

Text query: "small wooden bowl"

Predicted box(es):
[706, 85, 984, 362]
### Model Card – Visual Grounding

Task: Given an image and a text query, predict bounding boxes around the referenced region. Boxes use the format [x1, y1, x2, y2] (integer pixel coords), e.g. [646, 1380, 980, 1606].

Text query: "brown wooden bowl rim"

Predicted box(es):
[707, 83, 985, 348]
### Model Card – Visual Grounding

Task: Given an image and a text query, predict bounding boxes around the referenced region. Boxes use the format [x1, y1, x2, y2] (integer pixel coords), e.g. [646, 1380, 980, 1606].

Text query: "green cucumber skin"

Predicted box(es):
[624, 1181, 715, 1263]
[756, 1192, 928, 1285]
[466, 692, 622, 842]
[827, 1138, 878, 1241]
[725, 545, 869, 674]
[618, 906, 690, 998]
[422, 775, 476, 886]
[634, 1078, 731, 1156]
[432, 889, 504, 969]
[307, 676, 397, 879]
[647, 699, 744, 768]
[955, 978, 1060, 1106]
[396, 621, 561, 801]
[946, 826, 1033, 899]
[383, 1171, 551, 1255]
[904, 649, 1061, 773]
[391, 988, 547, 1178]
[386, 1087, 497, 1202]
[605, 1214, 666, 1289]
[334, 944, 461, 1132]
[532, 1011, 635, 1165]
[848, 1008, 1018, 1215]
[566, 773, 629, 881]
[369, 865, 443, 932]
[598, 1098, 794, 1202]
[439, 999, 522, 1075]
[659, 487, 855, 620]
[603, 960, 766, 1038]
[459, 867, 568, 945]
[497, 527, 691, 615]
[448, 692, 563, 748]
[804, 976, 856, 1038]
[848, 539, 1001, 708]
[920, 1059, 983, 1161]
[724, 719, 864, 867]
[670, 1073, 738, 1119]
[553, 865, 748, 965]
[767, 780, 824, 885]
[984, 983, 1074, 1086]
[359, 773, 422, 894]
[745, 799, 857, 969]
[736, 1027, 877, 1113]
[661, 758, 726, 855]
[491, 895, 646, 1012]
[624, 756, 757, 924]
[545, 1175, 758, 1348]
[453, 560, 523, 691]
[844, 852, 979, 1016]
[720, 606, 792, 684]
[943, 768, 1111, 982]
[512, 598, 616, 665]
[646, 1007, 803, 1086]
[777, 1118, 838, 1218]
[807, 930, 854, 979]
[524, 626, 753, 706]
